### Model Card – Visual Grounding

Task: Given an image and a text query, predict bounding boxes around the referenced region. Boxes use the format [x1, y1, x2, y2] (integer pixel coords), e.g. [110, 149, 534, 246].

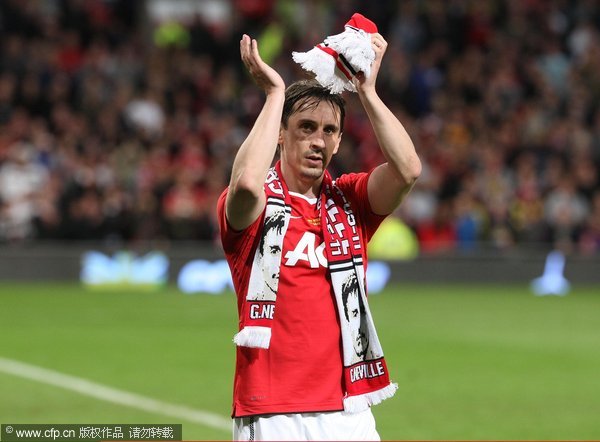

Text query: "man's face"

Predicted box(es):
[346, 288, 369, 359]
[279, 101, 342, 183]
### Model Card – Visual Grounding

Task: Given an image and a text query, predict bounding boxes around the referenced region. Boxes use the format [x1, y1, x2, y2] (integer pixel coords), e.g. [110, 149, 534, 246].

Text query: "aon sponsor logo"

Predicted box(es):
[284, 232, 327, 268]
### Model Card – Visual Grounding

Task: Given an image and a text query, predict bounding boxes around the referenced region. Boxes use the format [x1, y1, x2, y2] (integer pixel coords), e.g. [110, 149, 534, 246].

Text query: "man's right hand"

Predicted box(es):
[240, 34, 285, 95]
[226, 35, 286, 231]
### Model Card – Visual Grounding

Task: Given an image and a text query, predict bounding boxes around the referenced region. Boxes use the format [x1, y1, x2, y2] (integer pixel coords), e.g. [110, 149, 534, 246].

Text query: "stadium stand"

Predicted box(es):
[0, 0, 598, 256]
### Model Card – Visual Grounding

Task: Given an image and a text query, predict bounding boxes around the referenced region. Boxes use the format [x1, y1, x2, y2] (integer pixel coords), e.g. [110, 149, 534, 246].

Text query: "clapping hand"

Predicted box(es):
[240, 34, 285, 95]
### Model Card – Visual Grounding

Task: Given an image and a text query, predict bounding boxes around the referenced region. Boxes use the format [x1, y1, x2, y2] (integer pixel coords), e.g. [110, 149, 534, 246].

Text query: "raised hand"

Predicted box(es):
[240, 34, 285, 95]
[353, 33, 387, 93]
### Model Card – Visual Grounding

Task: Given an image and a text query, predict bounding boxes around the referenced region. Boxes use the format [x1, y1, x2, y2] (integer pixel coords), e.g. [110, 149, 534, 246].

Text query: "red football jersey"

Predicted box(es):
[218, 171, 385, 417]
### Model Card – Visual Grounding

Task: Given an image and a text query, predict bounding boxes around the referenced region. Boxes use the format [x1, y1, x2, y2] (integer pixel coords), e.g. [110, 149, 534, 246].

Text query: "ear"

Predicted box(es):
[332, 132, 342, 155]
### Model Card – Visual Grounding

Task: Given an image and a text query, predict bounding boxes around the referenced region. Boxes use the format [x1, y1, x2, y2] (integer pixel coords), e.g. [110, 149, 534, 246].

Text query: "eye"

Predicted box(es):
[324, 126, 337, 134]
[269, 245, 281, 254]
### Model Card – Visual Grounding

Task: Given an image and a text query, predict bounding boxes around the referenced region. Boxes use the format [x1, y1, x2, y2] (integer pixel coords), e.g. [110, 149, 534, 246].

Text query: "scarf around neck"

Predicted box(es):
[233, 161, 397, 412]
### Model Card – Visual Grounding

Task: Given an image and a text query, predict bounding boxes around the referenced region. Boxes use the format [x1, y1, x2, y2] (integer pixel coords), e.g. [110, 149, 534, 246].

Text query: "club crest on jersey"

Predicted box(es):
[307, 218, 320, 226]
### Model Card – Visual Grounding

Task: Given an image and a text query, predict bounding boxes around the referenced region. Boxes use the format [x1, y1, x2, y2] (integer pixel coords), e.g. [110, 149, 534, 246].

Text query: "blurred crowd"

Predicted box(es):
[0, 0, 599, 255]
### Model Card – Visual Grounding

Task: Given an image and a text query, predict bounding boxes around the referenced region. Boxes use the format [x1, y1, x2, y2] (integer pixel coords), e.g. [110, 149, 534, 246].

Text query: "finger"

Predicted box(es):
[241, 35, 258, 71]
[240, 34, 250, 49]
[240, 34, 250, 61]
[250, 38, 263, 63]
[372, 39, 385, 49]
[371, 34, 387, 50]
[371, 40, 387, 60]
[372, 33, 386, 43]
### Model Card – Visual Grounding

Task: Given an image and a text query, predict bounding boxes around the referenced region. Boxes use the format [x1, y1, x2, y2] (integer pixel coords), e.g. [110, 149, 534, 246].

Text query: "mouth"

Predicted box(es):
[305, 154, 324, 167]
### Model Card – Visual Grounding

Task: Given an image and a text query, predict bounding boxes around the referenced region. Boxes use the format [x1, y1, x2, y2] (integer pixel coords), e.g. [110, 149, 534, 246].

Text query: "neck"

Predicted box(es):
[280, 161, 324, 198]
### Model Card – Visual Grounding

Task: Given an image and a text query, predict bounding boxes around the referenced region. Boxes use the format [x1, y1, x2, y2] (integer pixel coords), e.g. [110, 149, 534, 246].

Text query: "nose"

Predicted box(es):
[310, 130, 326, 149]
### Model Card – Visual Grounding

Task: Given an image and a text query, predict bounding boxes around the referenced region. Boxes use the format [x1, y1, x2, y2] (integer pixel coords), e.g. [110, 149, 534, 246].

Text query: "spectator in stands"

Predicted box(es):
[0, 0, 597, 257]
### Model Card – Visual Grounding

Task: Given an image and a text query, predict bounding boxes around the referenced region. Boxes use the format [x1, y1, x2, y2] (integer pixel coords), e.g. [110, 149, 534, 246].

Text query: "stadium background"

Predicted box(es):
[1, 0, 599, 440]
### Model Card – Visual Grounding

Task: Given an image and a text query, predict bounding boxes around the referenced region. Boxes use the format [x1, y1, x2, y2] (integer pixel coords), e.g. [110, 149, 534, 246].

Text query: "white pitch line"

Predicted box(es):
[0, 356, 231, 433]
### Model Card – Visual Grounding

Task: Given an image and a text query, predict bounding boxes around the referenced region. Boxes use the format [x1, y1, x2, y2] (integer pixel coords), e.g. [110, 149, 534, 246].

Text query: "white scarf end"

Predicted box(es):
[324, 29, 375, 76]
[292, 47, 354, 94]
[233, 326, 271, 349]
[343, 382, 398, 413]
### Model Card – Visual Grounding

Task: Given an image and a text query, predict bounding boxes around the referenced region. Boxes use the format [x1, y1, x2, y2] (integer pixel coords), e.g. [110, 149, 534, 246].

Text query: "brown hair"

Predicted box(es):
[281, 80, 346, 132]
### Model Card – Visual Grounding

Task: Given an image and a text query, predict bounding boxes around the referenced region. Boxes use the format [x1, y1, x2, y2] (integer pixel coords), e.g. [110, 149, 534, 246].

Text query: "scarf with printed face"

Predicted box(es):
[233, 162, 397, 412]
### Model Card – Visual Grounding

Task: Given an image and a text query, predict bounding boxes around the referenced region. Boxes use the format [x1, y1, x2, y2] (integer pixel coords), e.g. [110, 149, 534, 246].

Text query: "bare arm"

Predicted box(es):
[355, 34, 421, 215]
[226, 35, 286, 230]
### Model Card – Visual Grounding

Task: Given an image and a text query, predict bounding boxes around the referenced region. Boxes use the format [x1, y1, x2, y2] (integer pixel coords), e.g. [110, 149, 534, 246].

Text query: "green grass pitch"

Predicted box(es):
[1, 282, 599, 440]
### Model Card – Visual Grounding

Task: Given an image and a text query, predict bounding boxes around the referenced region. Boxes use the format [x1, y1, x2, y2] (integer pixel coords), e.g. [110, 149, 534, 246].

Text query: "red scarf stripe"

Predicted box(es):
[315, 44, 353, 81]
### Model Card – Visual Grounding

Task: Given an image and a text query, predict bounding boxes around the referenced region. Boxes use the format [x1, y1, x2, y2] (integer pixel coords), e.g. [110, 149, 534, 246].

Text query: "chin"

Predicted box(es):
[301, 167, 324, 180]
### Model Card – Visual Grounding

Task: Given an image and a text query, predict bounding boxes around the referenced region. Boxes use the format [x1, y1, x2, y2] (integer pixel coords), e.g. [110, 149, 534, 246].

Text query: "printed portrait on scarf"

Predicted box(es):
[257, 210, 286, 300]
[341, 272, 371, 364]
